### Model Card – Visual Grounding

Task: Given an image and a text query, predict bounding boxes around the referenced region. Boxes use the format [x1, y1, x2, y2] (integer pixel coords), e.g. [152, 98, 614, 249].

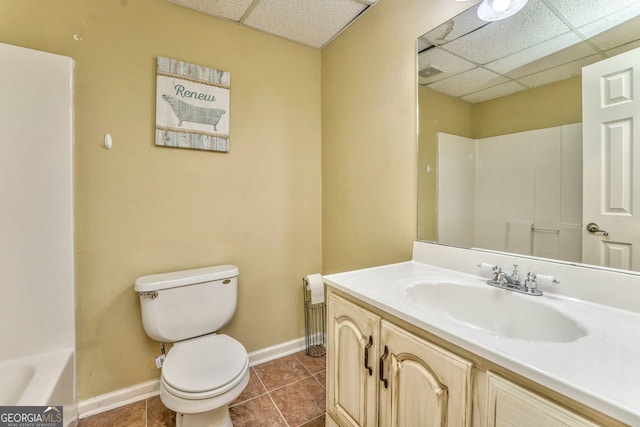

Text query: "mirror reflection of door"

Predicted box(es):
[582, 47, 640, 271]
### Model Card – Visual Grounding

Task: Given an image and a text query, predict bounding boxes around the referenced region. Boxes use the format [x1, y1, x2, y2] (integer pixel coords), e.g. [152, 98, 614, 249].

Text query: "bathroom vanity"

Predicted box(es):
[323, 242, 640, 427]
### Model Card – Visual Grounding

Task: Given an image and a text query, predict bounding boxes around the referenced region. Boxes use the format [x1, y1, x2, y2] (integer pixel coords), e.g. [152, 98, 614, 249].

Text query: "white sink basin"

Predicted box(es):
[402, 280, 587, 343]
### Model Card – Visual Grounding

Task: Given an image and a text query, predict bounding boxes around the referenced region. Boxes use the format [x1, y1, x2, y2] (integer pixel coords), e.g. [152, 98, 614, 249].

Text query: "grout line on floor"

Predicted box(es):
[252, 366, 271, 393]
[229, 390, 269, 408]
[266, 373, 314, 394]
[312, 370, 326, 389]
[267, 391, 290, 427]
[301, 413, 324, 427]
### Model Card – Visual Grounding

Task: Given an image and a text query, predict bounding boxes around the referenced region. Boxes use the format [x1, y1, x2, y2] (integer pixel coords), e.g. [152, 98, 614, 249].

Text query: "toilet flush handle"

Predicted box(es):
[139, 291, 158, 299]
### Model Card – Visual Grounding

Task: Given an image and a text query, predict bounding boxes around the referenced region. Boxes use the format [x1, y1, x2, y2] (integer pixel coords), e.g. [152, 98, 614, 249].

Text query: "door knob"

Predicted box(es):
[586, 222, 609, 236]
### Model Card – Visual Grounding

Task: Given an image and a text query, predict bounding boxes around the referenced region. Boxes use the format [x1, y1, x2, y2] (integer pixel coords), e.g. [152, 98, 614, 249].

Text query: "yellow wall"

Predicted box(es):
[321, 0, 476, 273]
[0, 0, 321, 399]
[472, 75, 582, 138]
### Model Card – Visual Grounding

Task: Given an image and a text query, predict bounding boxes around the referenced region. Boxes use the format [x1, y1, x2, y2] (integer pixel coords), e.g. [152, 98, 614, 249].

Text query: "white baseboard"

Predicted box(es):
[78, 336, 305, 419]
[78, 379, 160, 419]
[248, 336, 305, 367]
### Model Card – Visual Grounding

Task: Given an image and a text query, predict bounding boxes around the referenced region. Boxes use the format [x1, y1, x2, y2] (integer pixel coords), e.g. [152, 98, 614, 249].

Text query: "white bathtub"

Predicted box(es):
[0, 348, 77, 426]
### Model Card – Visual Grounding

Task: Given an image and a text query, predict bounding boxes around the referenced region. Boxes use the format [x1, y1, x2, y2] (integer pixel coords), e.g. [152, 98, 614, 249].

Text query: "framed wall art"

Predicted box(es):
[155, 56, 230, 152]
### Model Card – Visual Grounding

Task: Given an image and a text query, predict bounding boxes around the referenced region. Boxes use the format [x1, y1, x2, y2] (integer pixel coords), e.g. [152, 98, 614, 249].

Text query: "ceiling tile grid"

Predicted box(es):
[417, 0, 640, 103]
[428, 67, 509, 98]
[586, 14, 640, 52]
[243, 0, 367, 48]
[500, 39, 599, 79]
[441, 0, 571, 65]
[166, 0, 254, 22]
[546, 0, 640, 28]
[517, 54, 602, 89]
[461, 81, 527, 104]
[418, 48, 476, 85]
[420, 9, 487, 47]
[166, 0, 377, 49]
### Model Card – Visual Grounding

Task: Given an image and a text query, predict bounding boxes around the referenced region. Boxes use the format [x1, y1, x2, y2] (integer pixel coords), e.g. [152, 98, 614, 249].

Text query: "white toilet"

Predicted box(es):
[135, 265, 249, 427]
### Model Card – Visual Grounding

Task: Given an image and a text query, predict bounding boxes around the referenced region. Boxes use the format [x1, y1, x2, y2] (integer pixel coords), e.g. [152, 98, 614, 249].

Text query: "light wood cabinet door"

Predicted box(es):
[486, 372, 599, 427]
[379, 321, 473, 427]
[327, 294, 381, 427]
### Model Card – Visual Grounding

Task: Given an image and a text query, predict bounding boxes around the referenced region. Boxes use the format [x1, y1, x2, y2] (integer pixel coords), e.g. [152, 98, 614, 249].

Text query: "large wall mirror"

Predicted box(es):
[417, 0, 640, 272]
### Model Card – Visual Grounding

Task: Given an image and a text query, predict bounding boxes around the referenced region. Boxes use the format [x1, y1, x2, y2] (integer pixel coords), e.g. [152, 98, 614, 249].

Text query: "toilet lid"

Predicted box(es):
[162, 334, 248, 393]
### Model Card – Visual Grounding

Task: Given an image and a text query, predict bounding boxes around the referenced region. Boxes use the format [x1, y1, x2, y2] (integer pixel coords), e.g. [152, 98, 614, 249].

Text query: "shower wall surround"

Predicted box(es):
[0, 42, 75, 361]
[438, 124, 582, 262]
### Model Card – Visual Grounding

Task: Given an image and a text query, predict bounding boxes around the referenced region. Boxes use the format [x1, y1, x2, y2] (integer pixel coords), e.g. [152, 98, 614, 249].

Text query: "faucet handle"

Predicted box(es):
[524, 272, 537, 291]
[511, 264, 520, 279]
[536, 274, 560, 286]
[490, 265, 502, 283]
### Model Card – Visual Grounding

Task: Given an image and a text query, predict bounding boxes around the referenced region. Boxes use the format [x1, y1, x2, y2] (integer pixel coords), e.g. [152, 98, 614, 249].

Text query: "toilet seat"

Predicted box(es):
[161, 334, 249, 400]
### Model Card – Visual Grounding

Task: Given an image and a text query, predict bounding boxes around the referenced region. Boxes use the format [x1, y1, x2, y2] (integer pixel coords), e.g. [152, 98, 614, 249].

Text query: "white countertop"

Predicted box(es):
[323, 260, 640, 425]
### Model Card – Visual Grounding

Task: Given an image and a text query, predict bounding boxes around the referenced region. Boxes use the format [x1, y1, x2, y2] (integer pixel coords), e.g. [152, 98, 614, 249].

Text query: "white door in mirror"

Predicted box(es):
[582, 47, 640, 271]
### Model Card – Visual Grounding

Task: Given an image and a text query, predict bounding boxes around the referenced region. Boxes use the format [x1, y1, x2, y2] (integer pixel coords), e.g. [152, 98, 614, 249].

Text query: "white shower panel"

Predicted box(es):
[437, 125, 582, 260]
[533, 127, 562, 259]
[0, 43, 74, 360]
[559, 124, 583, 262]
[437, 133, 476, 248]
[475, 131, 535, 253]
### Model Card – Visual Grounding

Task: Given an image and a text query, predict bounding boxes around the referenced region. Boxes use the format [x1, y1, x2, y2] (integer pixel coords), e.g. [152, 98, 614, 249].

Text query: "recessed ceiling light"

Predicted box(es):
[477, 0, 528, 21]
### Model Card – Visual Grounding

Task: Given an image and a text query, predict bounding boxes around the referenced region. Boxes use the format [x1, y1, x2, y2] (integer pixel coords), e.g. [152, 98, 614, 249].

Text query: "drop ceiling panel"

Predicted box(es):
[418, 0, 640, 103]
[419, 9, 487, 46]
[443, 0, 570, 65]
[586, 14, 640, 51]
[546, 0, 640, 28]
[484, 32, 583, 75]
[506, 41, 598, 79]
[167, 0, 254, 22]
[461, 81, 527, 103]
[428, 68, 508, 98]
[243, 0, 367, 48]
[518, 54, 601, 88]
[165, 0, 378, 49]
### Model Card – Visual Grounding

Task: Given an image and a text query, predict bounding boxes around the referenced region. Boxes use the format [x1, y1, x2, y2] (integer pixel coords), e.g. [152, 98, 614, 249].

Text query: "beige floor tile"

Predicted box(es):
[295, 350, 327, 374]
[253, 354, 310, 391]
[270, 377, 326, 427]
[78, 400, 145, 427]
[229, 394, 287, 427]
[314, 370, 326, 388]
[300, 414, 326, 427]
[147, 395, 175, 427]
[232, 368, 267, 406]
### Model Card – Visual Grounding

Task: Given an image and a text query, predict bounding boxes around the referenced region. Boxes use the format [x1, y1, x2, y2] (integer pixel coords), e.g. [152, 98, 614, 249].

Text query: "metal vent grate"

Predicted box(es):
[419, 64, 447, 78]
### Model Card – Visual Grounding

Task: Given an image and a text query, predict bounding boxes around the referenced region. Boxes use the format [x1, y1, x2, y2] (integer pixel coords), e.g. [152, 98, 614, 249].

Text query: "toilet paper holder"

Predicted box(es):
[303, 278, 326, 358]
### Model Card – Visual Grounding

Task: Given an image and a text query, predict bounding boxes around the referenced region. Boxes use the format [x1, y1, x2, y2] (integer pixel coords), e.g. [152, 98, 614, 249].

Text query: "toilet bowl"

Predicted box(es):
[135, 265, 248, 427]
[160, 334, 249, 427]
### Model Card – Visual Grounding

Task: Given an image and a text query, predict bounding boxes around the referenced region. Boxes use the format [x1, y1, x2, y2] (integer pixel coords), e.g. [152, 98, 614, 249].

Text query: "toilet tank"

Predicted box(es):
[134, 265, 239, 342]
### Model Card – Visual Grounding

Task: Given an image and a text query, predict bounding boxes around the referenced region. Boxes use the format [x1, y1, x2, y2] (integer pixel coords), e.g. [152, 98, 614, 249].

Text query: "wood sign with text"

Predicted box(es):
[155, 56, 230, 152]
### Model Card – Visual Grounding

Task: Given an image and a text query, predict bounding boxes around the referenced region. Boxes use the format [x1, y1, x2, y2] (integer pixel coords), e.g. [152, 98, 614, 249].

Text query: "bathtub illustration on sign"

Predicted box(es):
[162, 94, 226, 131]
[155, 56, 230, 152]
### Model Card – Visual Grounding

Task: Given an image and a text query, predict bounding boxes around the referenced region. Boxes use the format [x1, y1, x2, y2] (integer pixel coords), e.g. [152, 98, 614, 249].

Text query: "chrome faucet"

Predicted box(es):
[485, 264, 557, 296]
[491, 264, 521, 288]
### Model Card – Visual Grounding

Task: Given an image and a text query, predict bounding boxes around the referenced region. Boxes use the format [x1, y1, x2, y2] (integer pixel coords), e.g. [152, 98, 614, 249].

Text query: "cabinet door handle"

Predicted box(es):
[379, 345, 389, 389]
[364, 335, 373, 376]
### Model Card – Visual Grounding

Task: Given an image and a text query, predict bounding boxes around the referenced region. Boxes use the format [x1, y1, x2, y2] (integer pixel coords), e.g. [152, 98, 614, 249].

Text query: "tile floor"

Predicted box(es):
[78, 350, 326, 427]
